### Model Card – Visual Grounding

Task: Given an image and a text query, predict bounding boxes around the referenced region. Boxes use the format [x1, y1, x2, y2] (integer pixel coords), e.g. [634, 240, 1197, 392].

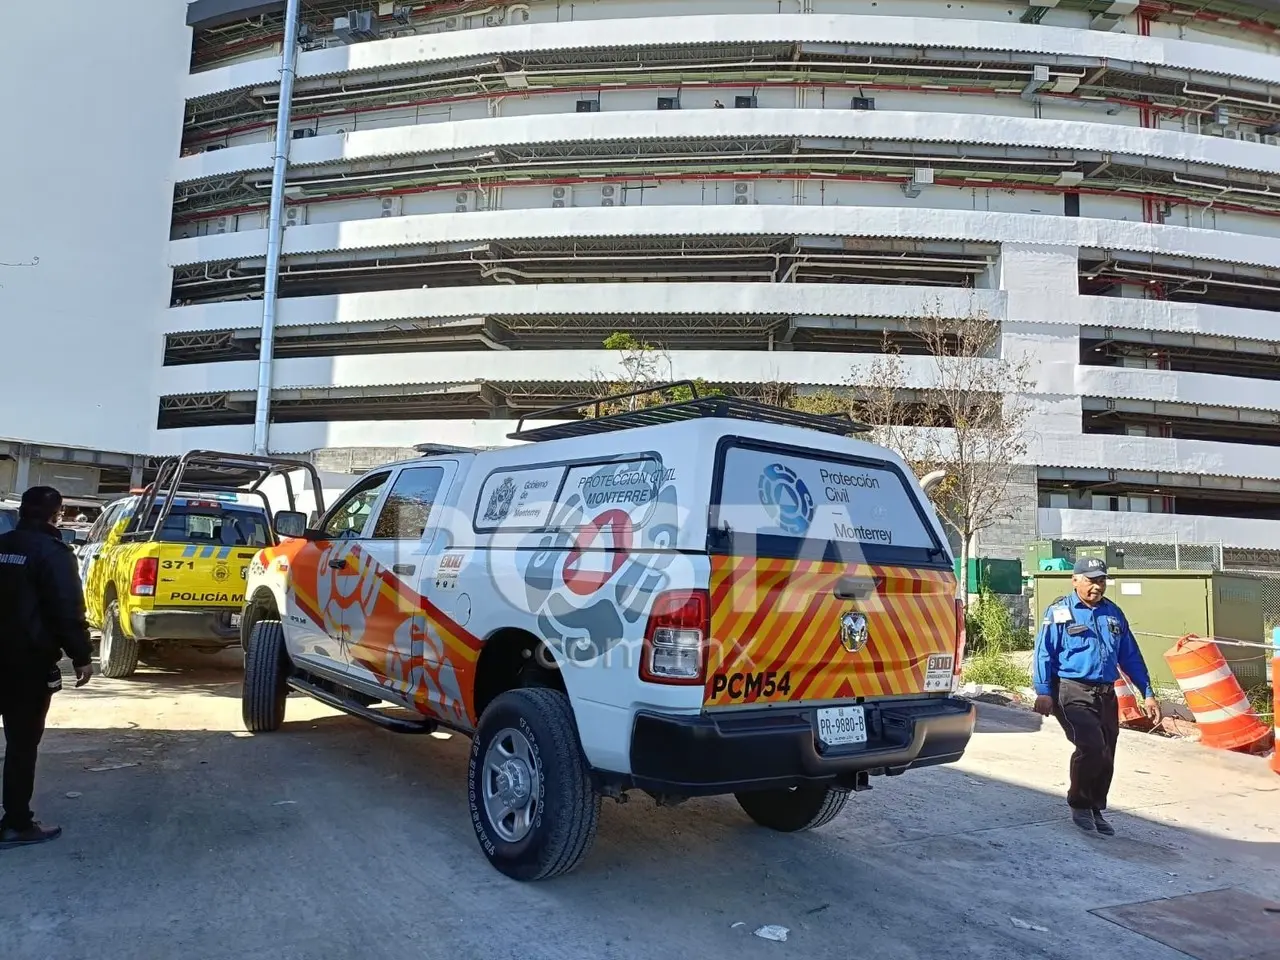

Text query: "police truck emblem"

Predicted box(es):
[839, 611, 869, 653]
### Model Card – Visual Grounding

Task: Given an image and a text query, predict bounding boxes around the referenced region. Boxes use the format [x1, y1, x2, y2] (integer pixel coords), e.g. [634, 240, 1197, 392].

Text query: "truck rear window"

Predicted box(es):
[711, 441, 947, 566]
[142, 506, 270, 547]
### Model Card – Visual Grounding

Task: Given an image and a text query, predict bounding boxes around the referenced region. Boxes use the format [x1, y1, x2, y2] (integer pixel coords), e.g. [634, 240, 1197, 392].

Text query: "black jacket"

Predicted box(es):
[0, 519, 93, 671]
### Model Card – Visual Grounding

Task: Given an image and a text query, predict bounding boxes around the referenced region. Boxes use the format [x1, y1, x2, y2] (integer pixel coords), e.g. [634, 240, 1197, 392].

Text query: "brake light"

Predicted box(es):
[953, 597, 967, 682]
[131, 557, 158, 596]
[640, 590, 709, 685]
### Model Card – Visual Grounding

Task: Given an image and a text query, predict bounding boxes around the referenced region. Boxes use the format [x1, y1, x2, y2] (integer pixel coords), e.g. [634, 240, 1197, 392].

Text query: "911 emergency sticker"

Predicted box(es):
[923, 654, 955, 692]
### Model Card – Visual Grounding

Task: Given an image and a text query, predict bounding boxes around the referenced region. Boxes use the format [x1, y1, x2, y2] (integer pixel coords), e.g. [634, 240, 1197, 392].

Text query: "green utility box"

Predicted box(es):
[1030, 570, 1267, 691]
[1025, 540, 1126, 573]
[954, 557, 1023, 595]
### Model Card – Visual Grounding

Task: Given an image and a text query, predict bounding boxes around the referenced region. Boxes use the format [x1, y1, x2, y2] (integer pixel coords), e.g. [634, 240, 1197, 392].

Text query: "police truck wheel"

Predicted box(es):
[98, 599, 140, 679]
[242, 620, 289, 733]
[468, 688, 600, 881]
[735, 784, 851, 832]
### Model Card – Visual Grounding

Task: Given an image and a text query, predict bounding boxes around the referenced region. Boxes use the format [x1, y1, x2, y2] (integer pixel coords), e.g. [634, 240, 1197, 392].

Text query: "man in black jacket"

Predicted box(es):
[0, 486, 93, 848]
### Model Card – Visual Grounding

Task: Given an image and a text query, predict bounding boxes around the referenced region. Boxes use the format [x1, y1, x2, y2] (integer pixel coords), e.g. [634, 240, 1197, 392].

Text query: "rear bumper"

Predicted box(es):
[627, 697, 976, 796]
[129, 609, 240, 644]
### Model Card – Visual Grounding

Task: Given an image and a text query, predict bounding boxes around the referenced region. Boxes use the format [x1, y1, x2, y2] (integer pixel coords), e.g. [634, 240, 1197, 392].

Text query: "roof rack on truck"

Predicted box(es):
[508, 380, 868, 442]
[130, 451, 327, 543]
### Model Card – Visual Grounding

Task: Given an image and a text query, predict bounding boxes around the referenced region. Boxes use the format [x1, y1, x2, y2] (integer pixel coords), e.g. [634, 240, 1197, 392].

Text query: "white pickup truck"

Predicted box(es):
[239, 389, 975, 880]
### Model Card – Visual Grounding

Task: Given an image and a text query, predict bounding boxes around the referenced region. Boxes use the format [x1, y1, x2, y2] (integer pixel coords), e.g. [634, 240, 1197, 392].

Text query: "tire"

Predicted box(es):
[735, 784, 851, 832]
[98, 598, 140, 679]
[242, 620, 289, 733]
[468, 688, 600, 881]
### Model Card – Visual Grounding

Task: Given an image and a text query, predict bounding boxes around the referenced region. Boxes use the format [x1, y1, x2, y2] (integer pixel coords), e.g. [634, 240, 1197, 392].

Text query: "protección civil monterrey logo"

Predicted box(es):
[758, 463, 815, 535]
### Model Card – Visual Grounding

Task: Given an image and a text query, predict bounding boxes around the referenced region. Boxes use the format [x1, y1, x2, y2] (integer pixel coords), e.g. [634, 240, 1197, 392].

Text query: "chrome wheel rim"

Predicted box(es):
[482, 727, 541, 843]
[101, 606, 114, 664]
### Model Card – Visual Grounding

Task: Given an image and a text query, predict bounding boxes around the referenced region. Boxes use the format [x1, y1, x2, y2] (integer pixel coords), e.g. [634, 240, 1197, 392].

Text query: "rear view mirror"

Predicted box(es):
[274, 510, 307, 539]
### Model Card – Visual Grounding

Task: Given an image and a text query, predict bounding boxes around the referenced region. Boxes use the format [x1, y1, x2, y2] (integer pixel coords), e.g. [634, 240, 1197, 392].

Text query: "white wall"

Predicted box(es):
[0, 4, 189, 453]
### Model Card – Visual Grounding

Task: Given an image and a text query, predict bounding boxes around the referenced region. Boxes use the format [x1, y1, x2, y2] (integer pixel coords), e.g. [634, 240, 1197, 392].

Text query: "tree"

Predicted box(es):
[592, 332, 718, 414]
[850, 304, 1034, 603]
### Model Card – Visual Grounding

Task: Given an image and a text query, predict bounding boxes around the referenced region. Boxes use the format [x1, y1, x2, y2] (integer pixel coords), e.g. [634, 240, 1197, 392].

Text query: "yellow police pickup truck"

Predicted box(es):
[78, 451, 324, 678]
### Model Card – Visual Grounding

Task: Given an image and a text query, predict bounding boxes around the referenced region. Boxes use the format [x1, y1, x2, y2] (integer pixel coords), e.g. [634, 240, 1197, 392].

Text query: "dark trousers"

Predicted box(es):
[0, 672, 54, 831]
[1052, 678, 1120, 812]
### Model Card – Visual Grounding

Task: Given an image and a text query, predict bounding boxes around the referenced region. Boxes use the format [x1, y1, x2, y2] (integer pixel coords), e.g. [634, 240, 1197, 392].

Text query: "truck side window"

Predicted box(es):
[370, 466, 445, 540]
[320, 472, 389, 539]
[88, 502, 126, 544]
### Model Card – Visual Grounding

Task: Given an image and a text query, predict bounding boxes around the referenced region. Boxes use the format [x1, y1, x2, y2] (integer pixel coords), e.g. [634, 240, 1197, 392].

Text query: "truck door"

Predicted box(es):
[81, 500, 129, 627]
[351, 463, 456, 710]
[288, 471, 390, 672]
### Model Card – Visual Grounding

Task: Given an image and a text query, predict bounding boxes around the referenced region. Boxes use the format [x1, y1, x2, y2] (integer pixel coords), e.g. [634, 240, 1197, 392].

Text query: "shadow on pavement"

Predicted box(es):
[2, 704, 1276, 960]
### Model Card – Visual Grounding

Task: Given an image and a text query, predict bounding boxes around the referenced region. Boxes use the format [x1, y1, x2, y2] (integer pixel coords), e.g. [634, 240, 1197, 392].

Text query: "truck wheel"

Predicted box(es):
[468, 688, 600, 881]
[735, 784, 851, 832]
[98, 599, 140, 679]
[242, 620, 289, 733]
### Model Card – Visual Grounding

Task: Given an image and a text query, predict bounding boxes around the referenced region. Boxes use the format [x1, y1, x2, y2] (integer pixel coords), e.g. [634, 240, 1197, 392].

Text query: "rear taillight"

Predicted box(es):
[953, 598, 967, 682]
[640, 590, 709, 685]
[131, 557, 158, 596]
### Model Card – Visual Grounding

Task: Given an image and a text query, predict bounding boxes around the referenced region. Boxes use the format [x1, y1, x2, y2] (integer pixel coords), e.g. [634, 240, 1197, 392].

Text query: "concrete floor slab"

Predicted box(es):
[2, 661, 1278, 960]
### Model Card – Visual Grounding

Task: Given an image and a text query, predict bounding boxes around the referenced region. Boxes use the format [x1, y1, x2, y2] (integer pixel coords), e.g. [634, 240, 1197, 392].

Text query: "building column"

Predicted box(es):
[130, 458, 145, 490]
[13, 446, 32, 492]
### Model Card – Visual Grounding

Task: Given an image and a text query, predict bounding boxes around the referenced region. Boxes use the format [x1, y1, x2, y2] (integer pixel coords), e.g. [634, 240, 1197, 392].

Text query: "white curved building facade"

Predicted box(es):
[13, 0, 1280, 555]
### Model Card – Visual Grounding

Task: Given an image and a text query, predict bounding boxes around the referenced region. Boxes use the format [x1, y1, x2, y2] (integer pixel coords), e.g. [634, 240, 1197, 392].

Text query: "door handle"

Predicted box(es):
[328, 557, 347, 570]
[833, 576, 879, 601]
[392, 563, 415, 576]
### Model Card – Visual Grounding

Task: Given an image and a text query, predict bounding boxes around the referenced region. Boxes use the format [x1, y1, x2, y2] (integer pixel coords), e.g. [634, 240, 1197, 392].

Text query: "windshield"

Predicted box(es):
[141, 505, 270, 547]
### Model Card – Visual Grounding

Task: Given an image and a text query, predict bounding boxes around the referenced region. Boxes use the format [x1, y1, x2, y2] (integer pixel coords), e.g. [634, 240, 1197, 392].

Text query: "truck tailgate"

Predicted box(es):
[153, 543, 256, 608]
[704, 557, 959, 707]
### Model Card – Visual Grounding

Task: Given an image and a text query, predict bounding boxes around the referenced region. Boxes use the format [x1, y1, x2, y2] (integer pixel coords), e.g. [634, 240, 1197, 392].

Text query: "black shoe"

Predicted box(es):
[0, 822, 62, 849]
[1092, 810, 1116, 836]
[1071, 809, 1096, 832]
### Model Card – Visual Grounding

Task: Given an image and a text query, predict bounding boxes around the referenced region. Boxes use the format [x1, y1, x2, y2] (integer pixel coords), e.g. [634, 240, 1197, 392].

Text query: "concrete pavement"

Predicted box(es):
[2, 661, 1277, 960]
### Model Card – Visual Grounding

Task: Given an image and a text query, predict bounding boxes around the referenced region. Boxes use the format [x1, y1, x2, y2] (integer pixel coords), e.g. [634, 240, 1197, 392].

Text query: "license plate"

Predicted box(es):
[816, 706, 867, 746]
[230, 613, 242, 628]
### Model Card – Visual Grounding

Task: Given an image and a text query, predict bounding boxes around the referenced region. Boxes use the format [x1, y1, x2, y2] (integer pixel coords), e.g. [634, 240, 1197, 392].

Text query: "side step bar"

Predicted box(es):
[287, 676, 437, 734]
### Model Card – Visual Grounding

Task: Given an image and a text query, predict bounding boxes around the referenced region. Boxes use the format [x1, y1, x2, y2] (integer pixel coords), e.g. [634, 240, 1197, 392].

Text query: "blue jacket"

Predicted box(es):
[1032, 593, 1153, 698]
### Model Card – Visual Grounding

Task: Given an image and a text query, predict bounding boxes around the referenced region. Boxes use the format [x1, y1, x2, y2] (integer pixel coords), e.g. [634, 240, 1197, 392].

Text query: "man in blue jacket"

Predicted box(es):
[1033, 557, 1160, 836]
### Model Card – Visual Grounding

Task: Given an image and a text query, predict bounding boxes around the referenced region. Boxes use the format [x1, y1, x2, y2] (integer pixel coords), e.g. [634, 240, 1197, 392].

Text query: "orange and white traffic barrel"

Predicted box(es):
[1114, 670, 1147, 726]
[1271, 655, 1279, 776]
[1164, 635, 1270, 753]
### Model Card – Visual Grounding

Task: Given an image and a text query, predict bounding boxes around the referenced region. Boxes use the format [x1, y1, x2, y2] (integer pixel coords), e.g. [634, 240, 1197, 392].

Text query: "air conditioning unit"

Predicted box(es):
[850, 97, 876, 110]
[444, 16, 459, 29]
[334, 9, 379, 43]
[380, 196, 402, 218]
[735, 95, 758, 109]
[1265, 135, 1280, 147]
[212, 217, 230, 234]
[284, 205, 307, 227]
[902, 168, 934, 198]
[657, 96, 679, 110]
[576, 100, 600, 113]
[552, 185, 568, 208]
[1243, 131, 1262, 143]
[1223, 127, 1242, 140]
[601, 185, 616, 207]
[1032, 64, 1051, 84]
[292, 128, 316, 140]
[733, 181, 754, 205]
[204, 143, 226, 152]
[454, 191, 474, 213]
